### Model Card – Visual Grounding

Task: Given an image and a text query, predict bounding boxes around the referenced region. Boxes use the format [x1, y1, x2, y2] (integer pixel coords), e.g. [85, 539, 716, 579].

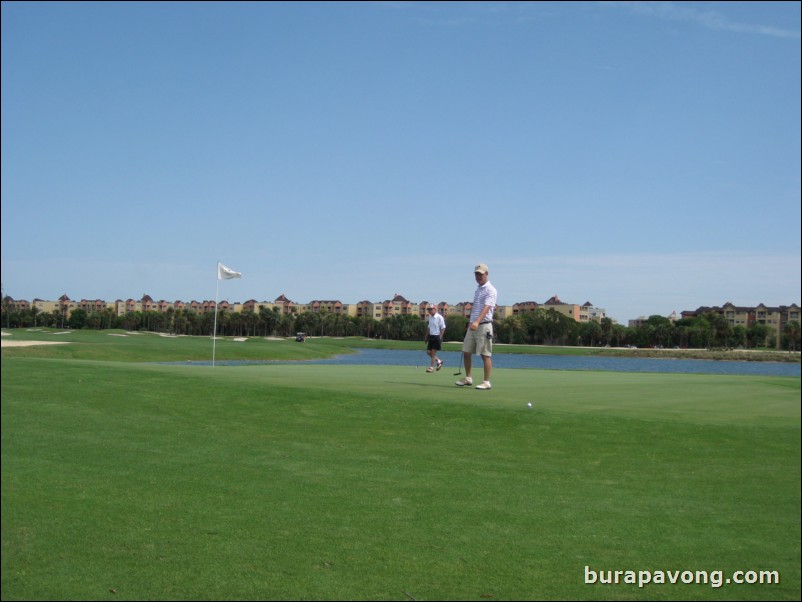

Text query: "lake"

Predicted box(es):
[204, 348, 801, 377]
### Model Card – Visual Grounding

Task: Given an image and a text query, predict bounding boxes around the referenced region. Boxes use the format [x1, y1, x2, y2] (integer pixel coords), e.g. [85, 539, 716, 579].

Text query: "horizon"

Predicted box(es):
[5, 287, 798, 324]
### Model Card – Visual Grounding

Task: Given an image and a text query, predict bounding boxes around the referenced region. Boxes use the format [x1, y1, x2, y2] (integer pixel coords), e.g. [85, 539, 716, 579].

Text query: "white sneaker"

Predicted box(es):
[455, 377, 473, 387]
[476, 381, 492, 390]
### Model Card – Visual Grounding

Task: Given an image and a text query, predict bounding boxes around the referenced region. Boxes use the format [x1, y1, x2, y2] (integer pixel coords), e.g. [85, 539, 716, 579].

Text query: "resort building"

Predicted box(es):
[6, 292, 602, 325]
[11, 294, 797, 345]
[681, 302, 800, 348]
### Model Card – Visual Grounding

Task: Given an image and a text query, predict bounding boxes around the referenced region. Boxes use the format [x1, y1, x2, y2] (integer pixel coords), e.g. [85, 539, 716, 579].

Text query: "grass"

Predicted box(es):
[4, 327, 798, 363]
[2, 329, 800, 600]
[0, 328, 352, 363]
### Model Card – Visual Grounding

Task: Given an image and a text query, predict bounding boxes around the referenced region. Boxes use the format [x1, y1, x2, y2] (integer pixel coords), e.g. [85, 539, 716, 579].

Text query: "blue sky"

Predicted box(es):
[2, 1, 800, 323]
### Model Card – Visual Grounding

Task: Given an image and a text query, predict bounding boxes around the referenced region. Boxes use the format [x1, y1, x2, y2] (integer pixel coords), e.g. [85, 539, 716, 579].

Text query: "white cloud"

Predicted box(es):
[599, 1, 801, 39]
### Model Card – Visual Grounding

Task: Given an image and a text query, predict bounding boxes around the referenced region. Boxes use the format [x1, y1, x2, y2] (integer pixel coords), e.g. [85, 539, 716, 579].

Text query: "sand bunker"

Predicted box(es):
[1, 340, 71, 347]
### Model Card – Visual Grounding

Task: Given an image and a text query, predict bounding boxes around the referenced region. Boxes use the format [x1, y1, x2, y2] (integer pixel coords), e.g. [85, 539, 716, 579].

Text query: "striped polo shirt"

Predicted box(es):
[470, 281, 497, 324]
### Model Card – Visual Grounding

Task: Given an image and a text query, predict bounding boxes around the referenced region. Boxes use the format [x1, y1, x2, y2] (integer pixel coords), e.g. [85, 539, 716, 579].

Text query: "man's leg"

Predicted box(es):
[456, 331, 474, 386]
[481, 354, 492, 383]
[463, 352, 472, 379]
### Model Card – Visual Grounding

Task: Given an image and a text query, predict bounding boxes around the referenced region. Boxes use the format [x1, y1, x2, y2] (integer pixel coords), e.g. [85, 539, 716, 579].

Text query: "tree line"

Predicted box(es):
[495, 310, 800, 351]
[2, 301, 799, 351]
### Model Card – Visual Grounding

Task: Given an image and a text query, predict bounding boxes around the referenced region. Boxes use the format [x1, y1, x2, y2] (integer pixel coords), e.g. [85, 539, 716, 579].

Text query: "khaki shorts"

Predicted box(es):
[462, 322, 493, 357]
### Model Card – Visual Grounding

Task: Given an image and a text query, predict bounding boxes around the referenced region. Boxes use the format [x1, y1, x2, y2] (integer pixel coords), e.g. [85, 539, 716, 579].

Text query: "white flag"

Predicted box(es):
[217, 262, 242, 280]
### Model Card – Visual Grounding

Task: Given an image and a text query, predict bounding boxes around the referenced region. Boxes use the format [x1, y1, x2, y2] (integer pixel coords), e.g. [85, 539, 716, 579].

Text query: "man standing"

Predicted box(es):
[425, 304, 446, 372]
[455, 264, 497, 390]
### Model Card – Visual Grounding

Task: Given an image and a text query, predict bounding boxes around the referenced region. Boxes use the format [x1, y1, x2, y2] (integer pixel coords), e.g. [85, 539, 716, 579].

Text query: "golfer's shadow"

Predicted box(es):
[384, 381, 461, 389]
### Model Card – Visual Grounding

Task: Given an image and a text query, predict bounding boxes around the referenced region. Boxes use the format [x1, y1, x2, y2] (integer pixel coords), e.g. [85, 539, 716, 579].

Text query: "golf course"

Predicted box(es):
[2, 329, 800, 601]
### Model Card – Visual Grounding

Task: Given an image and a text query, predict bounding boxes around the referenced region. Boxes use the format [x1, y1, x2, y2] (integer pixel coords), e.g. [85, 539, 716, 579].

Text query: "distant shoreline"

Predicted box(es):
[2, 329, 799, 363]
[486, 343, 800, 364]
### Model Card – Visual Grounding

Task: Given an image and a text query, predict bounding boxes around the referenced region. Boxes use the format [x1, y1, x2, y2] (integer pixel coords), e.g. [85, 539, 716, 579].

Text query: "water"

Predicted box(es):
[198, 348, 801, 377]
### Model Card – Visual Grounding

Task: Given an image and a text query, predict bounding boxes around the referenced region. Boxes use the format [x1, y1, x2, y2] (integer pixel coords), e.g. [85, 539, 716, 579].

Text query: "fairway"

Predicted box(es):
[2, 336, 800, 601]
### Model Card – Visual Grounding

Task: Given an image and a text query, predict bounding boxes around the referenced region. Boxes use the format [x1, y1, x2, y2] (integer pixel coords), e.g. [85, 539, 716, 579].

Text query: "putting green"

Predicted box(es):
[170, 363, 800, 426]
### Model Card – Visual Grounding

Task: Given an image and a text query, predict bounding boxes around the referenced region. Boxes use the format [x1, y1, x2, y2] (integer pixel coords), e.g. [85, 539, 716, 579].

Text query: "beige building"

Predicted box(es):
[242, 294, 300, 316]
[301, 300, 357, 317]
[8, 292, 799, 346]
[512, 298, 606, 323]
[381, 294, 418, 319]
[681, 302, 800, 348]
[31, 298, 60, 315]
[5, 292, 598, 325]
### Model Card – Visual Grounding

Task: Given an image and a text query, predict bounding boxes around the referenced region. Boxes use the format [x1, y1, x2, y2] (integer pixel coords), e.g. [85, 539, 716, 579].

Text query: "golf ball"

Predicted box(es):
[527, 402, 533, 407]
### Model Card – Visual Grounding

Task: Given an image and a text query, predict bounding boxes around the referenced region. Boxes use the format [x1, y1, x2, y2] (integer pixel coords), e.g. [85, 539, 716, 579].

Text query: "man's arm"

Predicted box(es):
[471, 305, 492, 329]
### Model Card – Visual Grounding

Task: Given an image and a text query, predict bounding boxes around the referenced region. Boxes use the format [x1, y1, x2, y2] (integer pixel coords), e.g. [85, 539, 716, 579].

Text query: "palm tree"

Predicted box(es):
[259, 306, 281, 336]
[500, 315, 523, 344]
[580, 320, 602, 347]
[600, 317, 614, 345]
[783, 320, 800, 351]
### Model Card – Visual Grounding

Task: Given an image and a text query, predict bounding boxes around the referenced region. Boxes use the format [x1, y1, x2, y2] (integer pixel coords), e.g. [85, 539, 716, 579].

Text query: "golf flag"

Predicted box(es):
[217, 262, 242, 280]
[213, 261, 241, 366]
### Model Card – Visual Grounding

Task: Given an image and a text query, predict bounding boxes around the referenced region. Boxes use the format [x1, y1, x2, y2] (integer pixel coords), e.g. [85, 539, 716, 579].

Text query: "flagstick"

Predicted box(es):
[212, 263, 220, 366]
[212, 260, 242, 366]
